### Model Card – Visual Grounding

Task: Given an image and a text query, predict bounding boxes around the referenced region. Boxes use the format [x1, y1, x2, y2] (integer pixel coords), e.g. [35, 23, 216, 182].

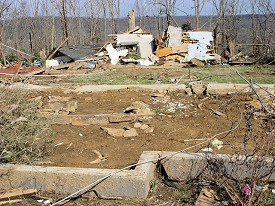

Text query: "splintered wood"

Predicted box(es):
[0, 188, 37, 205]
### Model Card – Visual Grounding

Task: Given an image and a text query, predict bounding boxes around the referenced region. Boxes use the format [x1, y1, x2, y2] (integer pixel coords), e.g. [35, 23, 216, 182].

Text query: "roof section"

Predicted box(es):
[57, 46, 98, 61]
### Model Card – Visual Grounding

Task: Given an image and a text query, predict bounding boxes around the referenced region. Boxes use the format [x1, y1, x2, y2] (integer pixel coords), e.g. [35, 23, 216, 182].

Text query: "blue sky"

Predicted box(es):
[22, 0, 275, 17]
[120, 0, 213, 16]
[118, 0, 275, 17]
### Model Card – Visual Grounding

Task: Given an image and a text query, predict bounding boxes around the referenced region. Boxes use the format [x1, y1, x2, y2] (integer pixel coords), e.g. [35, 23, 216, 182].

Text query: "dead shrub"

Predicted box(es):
[0, 85, 53, 164]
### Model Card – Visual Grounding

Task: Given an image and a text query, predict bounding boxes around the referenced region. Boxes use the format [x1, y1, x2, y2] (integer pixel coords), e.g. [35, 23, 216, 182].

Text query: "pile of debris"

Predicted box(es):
[155, 26, 220, 66]
[0, 24, 255, 77]
[0, 61, 44, 76]
[45, 25, 221, 69]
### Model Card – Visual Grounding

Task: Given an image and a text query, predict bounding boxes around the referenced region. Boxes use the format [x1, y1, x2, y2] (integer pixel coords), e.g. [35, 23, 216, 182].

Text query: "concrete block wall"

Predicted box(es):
[161, 152, 275, 181]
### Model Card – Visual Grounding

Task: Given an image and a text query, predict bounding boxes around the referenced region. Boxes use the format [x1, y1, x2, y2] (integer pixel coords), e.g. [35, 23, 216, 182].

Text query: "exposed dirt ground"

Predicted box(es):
[1, 65, 275, 205]
[30, 87, 274, 169]
[1, 64, 274, 169]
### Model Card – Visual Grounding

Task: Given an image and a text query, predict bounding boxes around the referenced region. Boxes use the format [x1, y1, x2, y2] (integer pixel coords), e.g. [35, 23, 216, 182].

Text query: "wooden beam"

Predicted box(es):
[0, 188, 37, 201]
[47, 37, 69, 60]
[0, 199, 23, 205]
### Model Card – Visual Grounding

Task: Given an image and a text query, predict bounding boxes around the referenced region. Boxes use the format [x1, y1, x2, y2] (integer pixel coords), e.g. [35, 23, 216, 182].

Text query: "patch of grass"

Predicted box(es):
[0, 86, 53, 164]
[189, 65, 275, 84]
[70, 71, 156, 85]
[69, 65, 274, 85]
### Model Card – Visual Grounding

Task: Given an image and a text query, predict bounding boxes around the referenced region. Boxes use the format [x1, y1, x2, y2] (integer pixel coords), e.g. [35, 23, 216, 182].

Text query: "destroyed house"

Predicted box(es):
[115, 34, 154, 59]
[156, 26, 216, 64]
[50, 46, 99, 64]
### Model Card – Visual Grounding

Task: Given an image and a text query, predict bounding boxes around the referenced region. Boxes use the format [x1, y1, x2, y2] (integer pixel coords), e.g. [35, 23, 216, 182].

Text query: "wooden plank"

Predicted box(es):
[0, 199, 23, 205]
[166, 54, 185, 61]
[124, 26, 141, 34]
[51, 62, 84, 70]
[171, 44, 189, 53]
[155, 47, 173, 57]
[23, 68, 45, 76]
[0, 188, 36, 201]
[47, 37, 69, 60]
[68, 62, 86, 70]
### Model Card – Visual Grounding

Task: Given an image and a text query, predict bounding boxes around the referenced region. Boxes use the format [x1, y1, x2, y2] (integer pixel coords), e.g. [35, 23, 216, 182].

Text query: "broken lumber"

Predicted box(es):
[23, 68, 45, 76]
[190, 58, 205, 67]
[0, 188, 36, 201]
[0, 199, 23, 205]
[171, 44, 189, 53]
[90, 150, 108, 165]
[50, 62, 85, 70]
[211, 109, 225, 116]
[155, 47, 173, 57]
[47, 37, 69, 60]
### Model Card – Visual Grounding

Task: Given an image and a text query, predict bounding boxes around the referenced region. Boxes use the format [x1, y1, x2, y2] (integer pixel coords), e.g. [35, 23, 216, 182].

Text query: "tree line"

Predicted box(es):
[0, 0, 274, 64]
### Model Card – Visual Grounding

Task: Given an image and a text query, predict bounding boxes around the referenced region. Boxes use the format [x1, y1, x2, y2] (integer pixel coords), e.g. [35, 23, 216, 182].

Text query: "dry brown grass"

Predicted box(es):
[0, 85, 53, 164]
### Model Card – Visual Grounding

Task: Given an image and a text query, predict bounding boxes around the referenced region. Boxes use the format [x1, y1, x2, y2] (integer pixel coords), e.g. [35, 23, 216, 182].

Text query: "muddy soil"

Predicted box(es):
[31, 87, 274, 169]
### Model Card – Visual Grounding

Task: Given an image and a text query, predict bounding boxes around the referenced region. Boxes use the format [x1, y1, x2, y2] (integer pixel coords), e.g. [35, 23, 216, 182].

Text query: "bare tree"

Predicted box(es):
[225, 0, 244, 55]
[211, 0, 227, 53]
[50, 0, 69, 45]
[193, 0, 206, 30]
[153, 0, 178, 27]
[0, 0, 15, 65]
[248, 0, 275, 62]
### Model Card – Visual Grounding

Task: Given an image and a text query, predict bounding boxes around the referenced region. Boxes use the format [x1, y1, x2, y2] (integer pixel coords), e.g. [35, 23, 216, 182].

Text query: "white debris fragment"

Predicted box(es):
[201, 148, 213, 153]
[54, 142, 64, 147]
[211, 138, 224, 150]
[184, 31, 214, 62]
[11, 116, 28, 124]
[106, 44, 128, 65]
[43, 199, 51, 205]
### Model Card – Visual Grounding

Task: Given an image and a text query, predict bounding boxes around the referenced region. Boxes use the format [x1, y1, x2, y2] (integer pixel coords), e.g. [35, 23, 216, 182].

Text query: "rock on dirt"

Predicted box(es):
[108, 114, 135, 123]
[144, 127, 154, 133]
[123, 128, 138, 137]
[101, 127, 138, 138]
[190, 83, 207, 95]
[134, 122, 142, 128]
[140, 124, 150, 130]
[101, 127, 125, 137]
[124, 101, 155, 115]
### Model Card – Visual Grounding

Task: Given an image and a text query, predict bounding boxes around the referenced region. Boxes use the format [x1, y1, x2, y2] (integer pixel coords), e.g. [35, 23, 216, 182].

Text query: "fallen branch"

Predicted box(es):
[91, 189, 122, 200]
[175, 72, 198, 85]
[0, 43, 37, 58]
[237, 72, 275, 116]
[211, 108, 225, 116]
[183, 138, 207, 142]
[253, 83, 275, 98]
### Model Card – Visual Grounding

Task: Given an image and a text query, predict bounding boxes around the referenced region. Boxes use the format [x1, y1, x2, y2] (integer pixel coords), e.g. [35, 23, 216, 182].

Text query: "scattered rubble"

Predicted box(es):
[124, 101, 155, 116]
[0, 188, 37, 205]
[195, 188, 221, 206]
[90, 150, 108, 165]
[101, 127, 125, 137]
[0, 23, 257, 79]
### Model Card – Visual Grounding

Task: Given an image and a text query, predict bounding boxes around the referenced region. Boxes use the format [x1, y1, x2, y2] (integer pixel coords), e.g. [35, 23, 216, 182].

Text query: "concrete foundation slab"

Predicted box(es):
[161, 152, 275, 181]
[0, 152, 158, 198]
[0, 151, 274, 199]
